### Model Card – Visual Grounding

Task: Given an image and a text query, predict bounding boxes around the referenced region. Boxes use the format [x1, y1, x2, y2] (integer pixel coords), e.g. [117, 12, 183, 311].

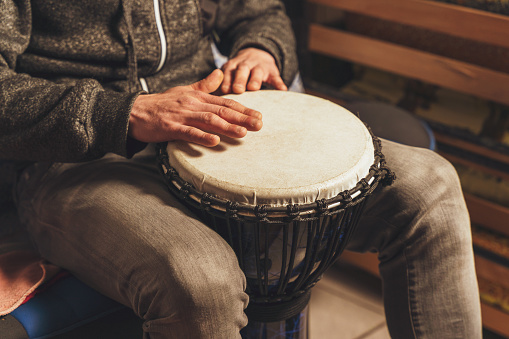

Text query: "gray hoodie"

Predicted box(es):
[0, 0, 297, 231]
[0, 0, 297, 162]
[0, 0, 298, 225]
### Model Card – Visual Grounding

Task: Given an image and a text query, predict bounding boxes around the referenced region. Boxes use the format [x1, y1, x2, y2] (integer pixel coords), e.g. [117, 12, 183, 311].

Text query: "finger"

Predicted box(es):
[246, 67, 265, 91]
[186, 112, 248, 139]
[172, 125, 221, 147]
[232, 64, 251, 94]
[221, 61, 236, 94]
[199, 95, 263, 120]
[189, 69, 224, 93]
[197, 102, 263, 131]
[266, 74, 288, 91]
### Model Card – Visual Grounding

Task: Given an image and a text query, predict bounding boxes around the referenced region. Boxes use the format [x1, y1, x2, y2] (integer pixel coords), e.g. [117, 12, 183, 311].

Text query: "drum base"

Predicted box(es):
[241, 305, 309, 339]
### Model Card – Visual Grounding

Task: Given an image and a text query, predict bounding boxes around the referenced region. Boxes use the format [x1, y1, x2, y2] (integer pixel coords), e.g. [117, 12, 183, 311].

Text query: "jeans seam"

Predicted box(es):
[403, 241, 419, 339]
[359, 214, 420, 338]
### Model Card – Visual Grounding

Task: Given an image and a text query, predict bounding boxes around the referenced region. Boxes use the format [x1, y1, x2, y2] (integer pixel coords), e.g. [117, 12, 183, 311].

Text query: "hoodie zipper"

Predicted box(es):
[139, 0, 167, 93]
[139, 78, 149, 92]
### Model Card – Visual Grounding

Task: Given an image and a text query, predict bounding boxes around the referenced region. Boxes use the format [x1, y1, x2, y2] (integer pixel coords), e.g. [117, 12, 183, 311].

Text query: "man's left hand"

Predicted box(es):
[220, 48, 287, 94]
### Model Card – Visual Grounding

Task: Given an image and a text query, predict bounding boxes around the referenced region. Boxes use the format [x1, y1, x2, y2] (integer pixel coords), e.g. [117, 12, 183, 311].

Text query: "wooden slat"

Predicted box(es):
[339, 251, 379, 277]
[481, 303, 509, 337]
[308, 0, 509, 49]
[434, 132, 509, 167]
[439, 152, 509, 182]
[466, 193, 509, 237]
[308, 25, 509, 107]
[475, 256, 509, 291]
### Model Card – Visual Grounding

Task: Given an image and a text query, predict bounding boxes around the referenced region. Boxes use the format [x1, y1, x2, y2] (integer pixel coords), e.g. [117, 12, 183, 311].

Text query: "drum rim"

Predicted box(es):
[156, 126, 393, 220]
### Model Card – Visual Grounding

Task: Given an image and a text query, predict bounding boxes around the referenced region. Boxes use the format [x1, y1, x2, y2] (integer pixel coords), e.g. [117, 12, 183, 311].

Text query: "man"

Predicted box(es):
[1, 0, 481, 338]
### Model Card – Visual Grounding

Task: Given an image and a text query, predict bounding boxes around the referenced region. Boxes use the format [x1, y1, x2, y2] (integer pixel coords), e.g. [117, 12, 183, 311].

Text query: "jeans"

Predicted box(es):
[16, 140, 482, 338]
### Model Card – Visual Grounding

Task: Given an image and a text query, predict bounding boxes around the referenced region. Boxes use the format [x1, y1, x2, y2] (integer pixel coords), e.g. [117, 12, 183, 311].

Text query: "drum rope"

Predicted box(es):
[254, 205, 269, 221]
[226, 201, 240, 220]
[287, 204, 300, 218]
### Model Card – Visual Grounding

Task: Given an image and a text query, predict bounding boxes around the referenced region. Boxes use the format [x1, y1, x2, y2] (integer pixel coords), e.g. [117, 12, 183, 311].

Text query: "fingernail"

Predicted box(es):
[208, 135, 220, 145]
[252, 119, 262, 129]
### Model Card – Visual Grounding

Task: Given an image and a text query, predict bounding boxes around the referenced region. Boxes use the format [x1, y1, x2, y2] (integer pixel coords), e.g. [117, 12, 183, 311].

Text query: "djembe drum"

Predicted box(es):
[156, 91, 393, 338]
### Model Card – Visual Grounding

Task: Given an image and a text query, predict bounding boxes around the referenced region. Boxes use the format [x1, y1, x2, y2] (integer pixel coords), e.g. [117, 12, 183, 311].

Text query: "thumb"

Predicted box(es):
[189, 69, 224, 93]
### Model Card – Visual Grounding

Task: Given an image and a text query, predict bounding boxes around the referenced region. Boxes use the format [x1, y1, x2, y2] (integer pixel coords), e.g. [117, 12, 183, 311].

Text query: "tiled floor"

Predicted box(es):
[308, 259, 507, 339]
[308, 260, 390, 339]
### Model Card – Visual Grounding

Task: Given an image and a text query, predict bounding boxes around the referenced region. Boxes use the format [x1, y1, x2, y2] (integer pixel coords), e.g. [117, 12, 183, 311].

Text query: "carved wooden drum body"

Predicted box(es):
[157, 91, 392, 338]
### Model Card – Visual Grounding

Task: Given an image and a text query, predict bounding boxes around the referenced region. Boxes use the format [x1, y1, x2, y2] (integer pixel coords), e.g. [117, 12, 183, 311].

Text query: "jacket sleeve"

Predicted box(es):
[214, 0, 298, 86]
[0, 0, 140, 163]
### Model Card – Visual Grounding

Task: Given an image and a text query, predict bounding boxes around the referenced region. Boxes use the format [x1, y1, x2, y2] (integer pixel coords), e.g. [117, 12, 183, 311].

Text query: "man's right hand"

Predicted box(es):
[128, 69, 263, 147]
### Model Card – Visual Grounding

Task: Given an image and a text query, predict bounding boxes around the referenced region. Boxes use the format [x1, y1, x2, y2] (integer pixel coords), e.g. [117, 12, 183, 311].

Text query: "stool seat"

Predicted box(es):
[1, 276, 142, 339]
[344, 101, 436, 150]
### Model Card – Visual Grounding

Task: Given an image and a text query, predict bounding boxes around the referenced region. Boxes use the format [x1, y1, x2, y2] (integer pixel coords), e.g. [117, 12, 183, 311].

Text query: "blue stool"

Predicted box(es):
[0, 162, 143, 338]
[1, 275, 142, 339]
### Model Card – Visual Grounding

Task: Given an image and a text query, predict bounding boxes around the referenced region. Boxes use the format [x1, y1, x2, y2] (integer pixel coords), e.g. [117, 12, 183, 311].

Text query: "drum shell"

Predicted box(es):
[155, 97, 395, 323]
[168, 180, 370, 305]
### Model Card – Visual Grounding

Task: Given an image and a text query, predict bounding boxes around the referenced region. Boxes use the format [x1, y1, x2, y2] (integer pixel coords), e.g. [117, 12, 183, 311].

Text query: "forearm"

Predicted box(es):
[0, 70, 140, 162]
[0, 0, 140, 162]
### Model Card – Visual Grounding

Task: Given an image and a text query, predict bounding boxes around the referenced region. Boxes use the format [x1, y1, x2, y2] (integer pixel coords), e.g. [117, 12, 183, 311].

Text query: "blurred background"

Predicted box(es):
[283, 0, 509, 337]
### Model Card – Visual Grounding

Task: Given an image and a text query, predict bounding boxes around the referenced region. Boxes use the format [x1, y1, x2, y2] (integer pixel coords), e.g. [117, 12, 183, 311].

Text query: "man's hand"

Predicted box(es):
[128, 69, 262, 147]
[220, 48, 287, 94]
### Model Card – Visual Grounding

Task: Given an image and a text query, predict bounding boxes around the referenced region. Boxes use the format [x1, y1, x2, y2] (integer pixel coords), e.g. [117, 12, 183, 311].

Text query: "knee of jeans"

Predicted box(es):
[402, 150, 471, 240]
[393, 149, 463, 207]
[429, 152, 462, 189]
[138, 259, 249, 338]
[180, 254, 246, 311]
[376, 149, 469, 241]
[424, 153, 468, 218]
[132, 242, 248, 325]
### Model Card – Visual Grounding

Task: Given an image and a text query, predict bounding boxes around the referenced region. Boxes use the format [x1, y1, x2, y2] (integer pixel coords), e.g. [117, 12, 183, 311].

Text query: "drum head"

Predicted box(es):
[166, 91, 374, 206]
